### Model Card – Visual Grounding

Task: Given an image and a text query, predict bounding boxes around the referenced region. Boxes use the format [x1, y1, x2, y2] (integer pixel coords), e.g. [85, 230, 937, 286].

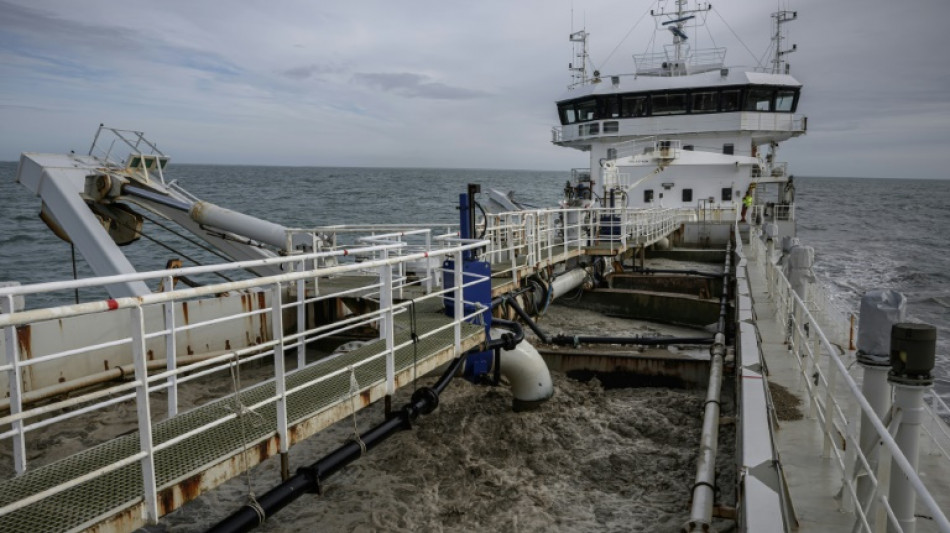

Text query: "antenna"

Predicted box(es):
[651, 0, 711, 63]
[771, 10, 797, 74]
[569, 28, 590, 88]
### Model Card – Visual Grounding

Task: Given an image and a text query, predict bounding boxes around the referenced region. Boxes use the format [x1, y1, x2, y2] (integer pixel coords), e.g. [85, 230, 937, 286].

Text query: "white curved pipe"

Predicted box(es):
[490, 329, 554, 411]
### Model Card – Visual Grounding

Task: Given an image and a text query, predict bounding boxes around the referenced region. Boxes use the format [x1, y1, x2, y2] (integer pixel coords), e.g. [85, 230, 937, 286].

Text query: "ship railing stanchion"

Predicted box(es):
[1, 294, 26, 474]
[425, 231, 433, 294]
[822, 324, 839, 459]
[453, 250, 463, 354]
[163, 276, 179, 417]
[131, 304, 159, 523]
[271, 282, 290, 480]
[381, 253, 396, 408]
[296, 259, 306, 368]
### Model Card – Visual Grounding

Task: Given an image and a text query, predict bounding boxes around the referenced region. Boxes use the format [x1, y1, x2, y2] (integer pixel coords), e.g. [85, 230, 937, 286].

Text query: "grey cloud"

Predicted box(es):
[0, 1, 241, 78]
[282, 63, 343, 80]
[353, 72, 488, 100]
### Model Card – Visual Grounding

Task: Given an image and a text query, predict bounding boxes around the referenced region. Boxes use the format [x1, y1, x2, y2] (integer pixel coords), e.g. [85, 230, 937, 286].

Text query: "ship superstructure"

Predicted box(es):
[554, 0, 804, 234]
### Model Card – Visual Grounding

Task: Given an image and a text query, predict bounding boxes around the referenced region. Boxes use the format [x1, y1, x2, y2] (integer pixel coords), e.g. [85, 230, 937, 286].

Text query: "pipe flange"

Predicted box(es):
[887, 371, 934, 387]
[411, 387, 440, 415]
[856, 351, 890, 368]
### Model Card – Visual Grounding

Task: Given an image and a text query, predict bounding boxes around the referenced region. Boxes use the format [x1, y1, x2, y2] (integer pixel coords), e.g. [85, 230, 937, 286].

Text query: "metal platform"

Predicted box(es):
[0, 313, 483, 533]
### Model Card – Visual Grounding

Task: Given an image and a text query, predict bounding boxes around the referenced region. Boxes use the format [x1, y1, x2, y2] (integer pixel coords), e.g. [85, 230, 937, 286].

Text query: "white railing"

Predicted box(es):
[749, 229, 950, 532]
[0, 239, 490, 525]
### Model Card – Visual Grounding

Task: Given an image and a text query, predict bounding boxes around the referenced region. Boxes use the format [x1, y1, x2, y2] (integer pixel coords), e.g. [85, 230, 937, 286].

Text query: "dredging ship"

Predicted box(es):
[1, 2, 949, 532]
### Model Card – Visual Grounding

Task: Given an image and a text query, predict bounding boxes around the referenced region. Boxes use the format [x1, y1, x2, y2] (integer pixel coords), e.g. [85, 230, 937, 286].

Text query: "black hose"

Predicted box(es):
[504, 294, 552, 344]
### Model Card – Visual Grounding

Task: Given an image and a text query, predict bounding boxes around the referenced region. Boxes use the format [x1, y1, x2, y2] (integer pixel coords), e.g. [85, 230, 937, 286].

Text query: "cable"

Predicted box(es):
[711, 7, 763, 69]
[137, 210, 234, 262]
[96, 205, 235, 283]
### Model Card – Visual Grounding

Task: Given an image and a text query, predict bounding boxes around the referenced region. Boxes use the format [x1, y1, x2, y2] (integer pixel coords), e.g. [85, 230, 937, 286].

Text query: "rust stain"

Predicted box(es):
[104, 360, 110, 371]
[58, 375, 65, 383]
[187, 345, 194, 355]
[178, 473, 203, 504]
[89, 504, 141, 533]
[181, 301, 190, 325]
[255, 439, 272, 463]
[15, 325, 31, 359]
[147, 349, 154, 361]
[157, 485, 176, 516]
[255, 336, 262, 344]
[359, 389, 372, 406]
[225, 339, 231, 350]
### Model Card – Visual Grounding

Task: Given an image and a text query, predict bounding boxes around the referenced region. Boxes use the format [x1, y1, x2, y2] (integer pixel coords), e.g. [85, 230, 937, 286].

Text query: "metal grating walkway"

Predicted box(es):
[0, 312, 483, 532]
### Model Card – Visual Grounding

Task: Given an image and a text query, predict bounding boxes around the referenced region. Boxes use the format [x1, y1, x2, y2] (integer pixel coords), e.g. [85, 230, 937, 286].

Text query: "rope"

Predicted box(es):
[348, 366, 367, 457]
[229, 352, 266, 525]
[408, 299, 420, 392]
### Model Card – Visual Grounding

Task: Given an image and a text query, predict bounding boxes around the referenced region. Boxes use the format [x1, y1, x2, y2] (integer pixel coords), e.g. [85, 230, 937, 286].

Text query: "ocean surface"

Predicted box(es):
[1, 161, 946, 369]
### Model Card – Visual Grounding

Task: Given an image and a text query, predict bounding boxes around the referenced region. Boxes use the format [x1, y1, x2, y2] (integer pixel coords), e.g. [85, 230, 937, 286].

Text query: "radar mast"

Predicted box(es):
[770, 10, 798, 74]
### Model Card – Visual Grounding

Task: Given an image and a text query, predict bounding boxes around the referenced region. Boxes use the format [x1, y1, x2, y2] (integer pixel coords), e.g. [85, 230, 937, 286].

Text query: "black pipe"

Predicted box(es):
[622, 268, 721, 279]
[717, 242, 732, 336]
[208, 325, 528, 533]
[551, 335, 714, 347]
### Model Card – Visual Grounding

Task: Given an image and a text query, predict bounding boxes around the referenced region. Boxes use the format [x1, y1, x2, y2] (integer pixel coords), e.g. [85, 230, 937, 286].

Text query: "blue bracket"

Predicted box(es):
[445, 186, 492, 382]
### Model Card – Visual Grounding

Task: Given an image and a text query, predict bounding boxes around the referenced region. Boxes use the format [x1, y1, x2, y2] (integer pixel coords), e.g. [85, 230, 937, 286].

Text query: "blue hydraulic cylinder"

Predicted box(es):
[446, 187, 493, 381]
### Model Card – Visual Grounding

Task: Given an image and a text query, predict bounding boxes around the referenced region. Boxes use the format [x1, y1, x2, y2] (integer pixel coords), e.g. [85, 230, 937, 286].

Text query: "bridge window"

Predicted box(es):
[621, 95, 649, 117]
[692, 91, 719, 113]
[721, 89, 741, 112]
[644, 189, 654, 203]
[776, 89, 797, 112]
[746, 88, 773, 111]
[721, 187, 732, 201]
[603, 121, 619, 133]
[602, 96, 621, 118]
[652, 93, 687, 115]
[682, 188, 693, 202]
[557, 103, 577, 124]
[575, 99, 597, 122]
[723, 143, 734, 155]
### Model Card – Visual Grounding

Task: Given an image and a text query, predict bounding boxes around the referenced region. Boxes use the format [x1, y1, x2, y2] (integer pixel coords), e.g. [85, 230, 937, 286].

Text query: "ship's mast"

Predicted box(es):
[569, 29, 590, 88]
[650, 0, 711, 65]
[770, 10, 798, 74]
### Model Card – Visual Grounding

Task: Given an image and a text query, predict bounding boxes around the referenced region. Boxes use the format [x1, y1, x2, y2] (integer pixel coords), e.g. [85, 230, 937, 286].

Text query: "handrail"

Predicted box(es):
[750, 228, 950, 532]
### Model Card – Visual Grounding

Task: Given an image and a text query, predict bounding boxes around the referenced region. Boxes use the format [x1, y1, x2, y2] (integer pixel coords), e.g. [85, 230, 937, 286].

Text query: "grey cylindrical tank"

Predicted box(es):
[856, 289, 906, 365]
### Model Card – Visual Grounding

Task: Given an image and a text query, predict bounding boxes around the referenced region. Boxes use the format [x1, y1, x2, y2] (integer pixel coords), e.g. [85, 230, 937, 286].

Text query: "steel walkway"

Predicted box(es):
[0, 313, 483, 533]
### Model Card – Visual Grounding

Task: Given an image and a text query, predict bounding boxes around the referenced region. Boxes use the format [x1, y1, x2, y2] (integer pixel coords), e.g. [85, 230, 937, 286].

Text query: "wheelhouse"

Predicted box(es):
[557, 84, 801, 126]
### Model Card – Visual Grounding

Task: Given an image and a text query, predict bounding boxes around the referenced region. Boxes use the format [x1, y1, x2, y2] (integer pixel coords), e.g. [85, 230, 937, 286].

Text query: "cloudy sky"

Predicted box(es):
[1, 0, 948, 179]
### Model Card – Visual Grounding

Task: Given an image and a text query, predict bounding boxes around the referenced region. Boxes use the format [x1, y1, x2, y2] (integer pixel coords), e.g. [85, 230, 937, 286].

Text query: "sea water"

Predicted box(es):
[0, 161, 947, 530]
[1, 162, 946, 378]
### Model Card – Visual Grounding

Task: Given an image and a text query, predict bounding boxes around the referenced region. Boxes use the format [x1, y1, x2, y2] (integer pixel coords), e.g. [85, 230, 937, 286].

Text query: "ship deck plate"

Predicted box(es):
[0, 312, 483, 532]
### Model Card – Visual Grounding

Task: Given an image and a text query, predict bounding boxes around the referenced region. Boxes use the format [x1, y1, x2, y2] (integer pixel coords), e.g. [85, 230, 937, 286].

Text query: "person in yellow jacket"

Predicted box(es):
[740, 186, 754, 222]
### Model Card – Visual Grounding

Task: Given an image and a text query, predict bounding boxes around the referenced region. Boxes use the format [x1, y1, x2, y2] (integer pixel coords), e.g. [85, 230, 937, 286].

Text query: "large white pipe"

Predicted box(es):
[490, 329, 554, 411]
[686, 334, 725, 531]
[889, 384, 927, 533]
[548, 268, 587, 300]
[189, 201, 290, 250]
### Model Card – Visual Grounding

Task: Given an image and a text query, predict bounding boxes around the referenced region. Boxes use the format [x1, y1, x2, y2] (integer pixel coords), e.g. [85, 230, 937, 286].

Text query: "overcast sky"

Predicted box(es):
[1, 0, 948, 179]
